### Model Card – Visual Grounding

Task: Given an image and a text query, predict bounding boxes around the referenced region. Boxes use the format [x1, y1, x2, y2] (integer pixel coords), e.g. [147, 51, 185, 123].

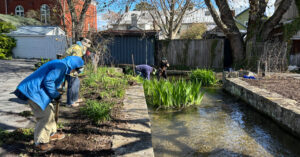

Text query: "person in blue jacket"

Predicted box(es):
[14, 56, 84, 151]
[135, 65, 156, 80]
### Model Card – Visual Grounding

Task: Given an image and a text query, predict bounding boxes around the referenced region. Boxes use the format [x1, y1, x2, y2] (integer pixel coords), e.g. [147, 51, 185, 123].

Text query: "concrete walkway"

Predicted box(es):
[0, 59, 37, 131]
[112, 85, 154, 157]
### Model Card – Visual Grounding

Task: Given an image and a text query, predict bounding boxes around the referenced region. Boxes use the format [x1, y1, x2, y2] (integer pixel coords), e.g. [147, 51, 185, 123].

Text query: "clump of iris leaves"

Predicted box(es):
[143, 69, 217, 110]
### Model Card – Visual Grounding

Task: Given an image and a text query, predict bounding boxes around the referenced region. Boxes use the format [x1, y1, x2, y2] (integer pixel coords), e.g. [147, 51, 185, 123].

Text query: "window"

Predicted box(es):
[40, 4, 50, 24]
[244, 21, 248, 26]
[205, 11, 210, 16]
[15, 5, 24, 17]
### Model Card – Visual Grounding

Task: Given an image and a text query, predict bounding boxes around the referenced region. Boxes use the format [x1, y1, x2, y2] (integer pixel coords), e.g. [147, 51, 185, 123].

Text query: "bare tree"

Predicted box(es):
[66, 0, 93, 43]
[102, 10, 122, 24]
[53, 0, 116, 43]
[204, 0, 292, 65]
[145, 0, 192, 39]
[88, 32, 113, 72]
[54, 0, 68, 33]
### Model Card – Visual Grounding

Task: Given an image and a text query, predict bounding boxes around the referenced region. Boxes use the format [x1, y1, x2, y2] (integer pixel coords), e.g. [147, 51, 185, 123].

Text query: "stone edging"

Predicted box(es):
[112, 85, 154, 157]
[223, 78, 300, 138]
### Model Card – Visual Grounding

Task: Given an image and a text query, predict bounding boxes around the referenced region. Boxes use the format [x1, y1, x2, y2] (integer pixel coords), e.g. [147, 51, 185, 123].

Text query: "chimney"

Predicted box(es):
[131, 13, 137, 27]
[125, 5, 129, 13]
[231, 10, 235, 17]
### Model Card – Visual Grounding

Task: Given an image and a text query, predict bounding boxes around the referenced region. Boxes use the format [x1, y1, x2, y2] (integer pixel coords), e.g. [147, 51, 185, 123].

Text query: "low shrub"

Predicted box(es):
[0, 21, 16, 59]
[189, 69, 217, 86]
[80, 100, 112, 124]
[143, 79, 204, 109]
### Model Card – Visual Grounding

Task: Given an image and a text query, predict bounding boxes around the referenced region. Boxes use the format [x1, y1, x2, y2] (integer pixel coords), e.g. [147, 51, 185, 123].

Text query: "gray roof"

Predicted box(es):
[8, 26, 65, 36]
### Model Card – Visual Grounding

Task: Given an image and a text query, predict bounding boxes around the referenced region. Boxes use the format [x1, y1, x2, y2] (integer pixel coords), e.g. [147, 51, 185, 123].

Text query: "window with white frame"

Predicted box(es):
[15, 5, 24, 17]
[40, 4, 50, 24]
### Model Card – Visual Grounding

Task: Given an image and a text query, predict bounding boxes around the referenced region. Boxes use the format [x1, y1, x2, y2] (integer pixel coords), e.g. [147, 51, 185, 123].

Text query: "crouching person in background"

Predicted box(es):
[135, 64, 156, 80]
[14, 56, 84, 151]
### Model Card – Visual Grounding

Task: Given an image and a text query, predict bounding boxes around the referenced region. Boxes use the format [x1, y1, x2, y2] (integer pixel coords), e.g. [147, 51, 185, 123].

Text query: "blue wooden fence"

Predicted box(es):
[107, 36, 155, 65]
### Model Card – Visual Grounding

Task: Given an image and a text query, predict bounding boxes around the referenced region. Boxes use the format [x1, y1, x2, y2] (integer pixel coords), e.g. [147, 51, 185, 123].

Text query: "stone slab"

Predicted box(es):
[112, 85, 154, 157]
[223, 77, 300, 138]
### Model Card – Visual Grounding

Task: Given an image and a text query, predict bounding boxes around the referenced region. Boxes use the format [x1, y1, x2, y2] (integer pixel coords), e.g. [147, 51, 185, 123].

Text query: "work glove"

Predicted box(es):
[54, 94, 62, 102]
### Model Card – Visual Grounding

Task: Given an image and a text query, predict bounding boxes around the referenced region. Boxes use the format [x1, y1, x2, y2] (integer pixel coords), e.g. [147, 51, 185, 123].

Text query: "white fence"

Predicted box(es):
[12, 35, 70, 59]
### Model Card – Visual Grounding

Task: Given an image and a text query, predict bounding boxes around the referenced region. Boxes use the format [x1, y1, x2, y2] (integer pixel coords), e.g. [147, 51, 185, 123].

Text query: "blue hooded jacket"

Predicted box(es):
[15, 56, 84, 111]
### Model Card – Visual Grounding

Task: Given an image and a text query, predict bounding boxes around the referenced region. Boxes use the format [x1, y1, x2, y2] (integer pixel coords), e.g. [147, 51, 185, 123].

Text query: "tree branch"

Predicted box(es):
[204, 0, 229, 34]
[78, 0, 92, 24]
[215, 0, 240, 34]
[66, 0, 78, 24]
[173, 0, 191, 34]
[260, 0, 293, 40]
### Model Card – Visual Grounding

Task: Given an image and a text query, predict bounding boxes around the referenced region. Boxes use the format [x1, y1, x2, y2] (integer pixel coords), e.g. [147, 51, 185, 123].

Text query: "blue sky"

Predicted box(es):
[96, 0, 277, 30]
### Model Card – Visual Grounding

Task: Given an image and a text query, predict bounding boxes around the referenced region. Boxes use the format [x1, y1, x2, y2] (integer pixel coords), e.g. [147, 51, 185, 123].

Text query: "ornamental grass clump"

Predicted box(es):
[143, 79, 204, 109]
[190, 69, 217, 86]
[80, 100, 112, 124]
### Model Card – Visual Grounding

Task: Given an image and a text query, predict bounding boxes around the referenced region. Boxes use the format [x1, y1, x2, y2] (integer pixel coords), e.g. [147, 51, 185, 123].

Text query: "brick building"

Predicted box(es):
[0, 0, 97, 37]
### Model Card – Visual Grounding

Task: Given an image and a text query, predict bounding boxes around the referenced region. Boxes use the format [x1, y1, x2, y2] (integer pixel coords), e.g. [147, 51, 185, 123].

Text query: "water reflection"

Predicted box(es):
[149, 88, 300, 157]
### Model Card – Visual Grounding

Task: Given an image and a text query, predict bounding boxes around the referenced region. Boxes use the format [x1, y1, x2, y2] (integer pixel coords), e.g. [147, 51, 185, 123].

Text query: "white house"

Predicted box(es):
[108, 11, 154, 30]
[108, 9, 217, 39]
[7, 26, 69, 59]
[275, 0, 300, 66]
[180, 9, 216, 32]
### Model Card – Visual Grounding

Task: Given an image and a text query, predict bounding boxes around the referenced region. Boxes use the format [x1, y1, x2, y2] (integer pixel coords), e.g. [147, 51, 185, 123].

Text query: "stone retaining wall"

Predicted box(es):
[223, 78, 300, 138]
[112, 85, 154, 157]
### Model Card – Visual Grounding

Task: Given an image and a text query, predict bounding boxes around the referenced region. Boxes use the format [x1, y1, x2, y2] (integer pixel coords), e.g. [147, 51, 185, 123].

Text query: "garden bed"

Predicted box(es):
[243, 75, 300, 105]
[29, 104, 119, 156]
[1, 66, 137, 156]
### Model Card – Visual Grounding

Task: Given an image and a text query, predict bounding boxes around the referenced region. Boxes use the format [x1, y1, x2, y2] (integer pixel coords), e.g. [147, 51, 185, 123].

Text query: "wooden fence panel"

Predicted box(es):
[156, 39, 224, 68]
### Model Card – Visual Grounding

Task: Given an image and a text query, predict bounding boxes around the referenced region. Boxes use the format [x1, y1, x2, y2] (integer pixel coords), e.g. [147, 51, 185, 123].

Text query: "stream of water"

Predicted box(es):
[149, 87, 300, 157]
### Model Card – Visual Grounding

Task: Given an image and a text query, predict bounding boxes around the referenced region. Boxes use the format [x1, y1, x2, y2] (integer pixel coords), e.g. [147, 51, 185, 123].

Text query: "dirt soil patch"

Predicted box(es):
[243, 75, 300, 105]
[1, 98, 127, 157]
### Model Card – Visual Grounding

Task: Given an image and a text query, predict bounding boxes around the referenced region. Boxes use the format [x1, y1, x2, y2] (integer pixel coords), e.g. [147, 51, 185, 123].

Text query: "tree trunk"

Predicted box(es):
[168, 0, 175, 39]
[66, 0, 92, 43]
[205, 0, 245, 64]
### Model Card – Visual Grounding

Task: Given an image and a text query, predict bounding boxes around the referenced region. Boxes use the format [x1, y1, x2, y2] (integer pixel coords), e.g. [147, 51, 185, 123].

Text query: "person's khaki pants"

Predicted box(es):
[28, 100, 57, 144]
